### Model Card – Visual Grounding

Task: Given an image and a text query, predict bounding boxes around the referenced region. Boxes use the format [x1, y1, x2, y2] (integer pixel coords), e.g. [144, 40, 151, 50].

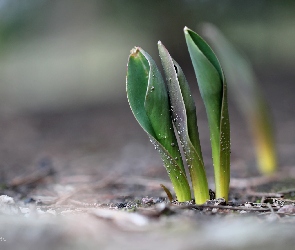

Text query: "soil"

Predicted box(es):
[1, 68, 295, 250]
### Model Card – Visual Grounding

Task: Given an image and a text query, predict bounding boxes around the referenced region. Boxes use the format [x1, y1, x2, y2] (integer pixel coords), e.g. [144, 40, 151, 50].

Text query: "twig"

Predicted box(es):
[173, 204, 279, 212]
[276, 188, 295, 195]
[118, 176, 173, 190]
[230, 173, 283, 189]
[230, 166, 295, 189]
[160, 184, 173, 202]
[8, 167, 54, 188]
[55, 174, 117, 205]
[246, 191, 283, 198]
[52, 175, 172, 205]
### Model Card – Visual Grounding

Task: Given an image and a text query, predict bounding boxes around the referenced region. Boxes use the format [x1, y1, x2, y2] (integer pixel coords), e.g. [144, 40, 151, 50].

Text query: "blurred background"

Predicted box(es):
[1, 0, 295, 111]
[0, 0, 295, 182]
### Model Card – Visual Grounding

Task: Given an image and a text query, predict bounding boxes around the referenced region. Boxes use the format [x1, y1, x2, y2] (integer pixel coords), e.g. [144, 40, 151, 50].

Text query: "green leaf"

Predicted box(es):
[126, 47, 191, 201]
[202, 23, 277, 175]
[158, 41, 209, 204]
[184, 27, 230, 201]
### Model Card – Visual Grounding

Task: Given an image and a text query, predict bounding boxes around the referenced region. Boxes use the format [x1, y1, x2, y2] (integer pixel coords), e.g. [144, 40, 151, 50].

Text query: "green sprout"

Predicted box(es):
[127, 47, 191, 202]
[202, 23, 277, 175]
[158, 41, 209, 204]
[126, 27, 230, 204]
[184, 27, 230, 201]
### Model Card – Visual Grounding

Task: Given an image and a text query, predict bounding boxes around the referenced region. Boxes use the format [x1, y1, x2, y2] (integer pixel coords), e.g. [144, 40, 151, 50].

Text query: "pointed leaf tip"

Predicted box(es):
[130, 47, 140, 56]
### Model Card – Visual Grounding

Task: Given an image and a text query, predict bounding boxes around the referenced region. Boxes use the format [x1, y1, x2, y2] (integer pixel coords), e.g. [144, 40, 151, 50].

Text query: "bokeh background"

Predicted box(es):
[0, 0, 295, 181]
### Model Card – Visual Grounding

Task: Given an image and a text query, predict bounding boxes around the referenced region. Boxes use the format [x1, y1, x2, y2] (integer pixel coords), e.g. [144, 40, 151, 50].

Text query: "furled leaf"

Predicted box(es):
[184, 27, 230, 201]
[202, 23, 277, 175]
[126, 47, 191, 201]
[158, 41, 209, 204]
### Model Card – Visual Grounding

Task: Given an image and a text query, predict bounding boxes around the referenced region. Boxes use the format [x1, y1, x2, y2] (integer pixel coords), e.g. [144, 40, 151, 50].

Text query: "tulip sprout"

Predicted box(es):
[126, 27, 230, 204]
[201, 23, 277, 175]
